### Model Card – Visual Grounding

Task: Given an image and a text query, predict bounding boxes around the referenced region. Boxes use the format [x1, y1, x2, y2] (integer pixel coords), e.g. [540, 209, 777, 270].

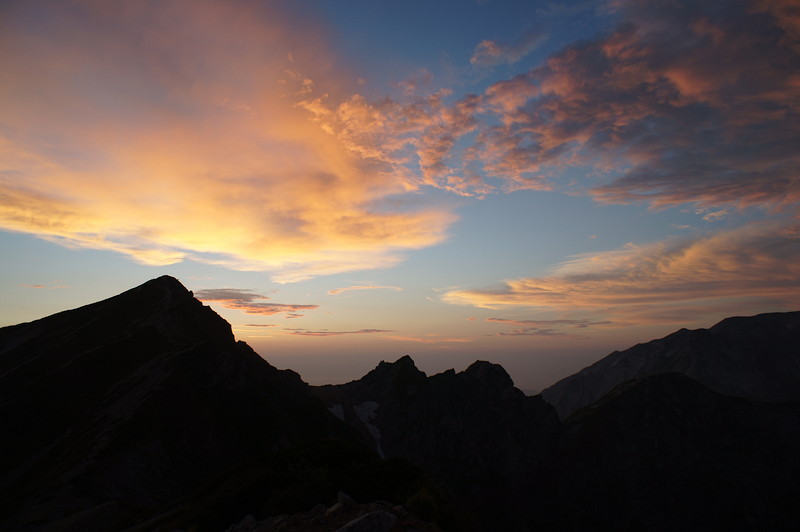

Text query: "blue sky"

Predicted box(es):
[2, 0, 798, 390]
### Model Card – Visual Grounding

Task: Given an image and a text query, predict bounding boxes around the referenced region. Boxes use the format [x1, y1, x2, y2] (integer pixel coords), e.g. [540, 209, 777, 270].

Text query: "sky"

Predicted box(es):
[2, 0, 799, 391]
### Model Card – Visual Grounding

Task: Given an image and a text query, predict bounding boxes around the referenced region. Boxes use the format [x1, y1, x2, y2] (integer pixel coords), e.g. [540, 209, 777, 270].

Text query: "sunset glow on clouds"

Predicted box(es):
[445, 221, 800, 324]
[0, 0, 455, 283]
[194, 288, 318, 317]
[1, 0, 798, 389]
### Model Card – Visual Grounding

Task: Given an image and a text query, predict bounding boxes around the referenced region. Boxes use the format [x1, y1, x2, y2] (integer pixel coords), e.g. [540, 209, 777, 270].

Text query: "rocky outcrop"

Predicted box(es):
[314, 356, 564, 531]
[542, 311, 800, 419]
[224, 492, 442, 532]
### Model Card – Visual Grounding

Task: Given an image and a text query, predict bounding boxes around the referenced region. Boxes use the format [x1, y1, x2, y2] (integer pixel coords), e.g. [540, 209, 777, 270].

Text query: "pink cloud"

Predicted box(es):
[302, 0, 800, 208]
[20, 283, 68, 289]
[195, 288, 318, 316]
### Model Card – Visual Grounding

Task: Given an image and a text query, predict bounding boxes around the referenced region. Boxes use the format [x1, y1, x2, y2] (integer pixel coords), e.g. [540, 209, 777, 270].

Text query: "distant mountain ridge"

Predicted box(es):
[542, 311, 800, 419]
[2, 277, 798, 531]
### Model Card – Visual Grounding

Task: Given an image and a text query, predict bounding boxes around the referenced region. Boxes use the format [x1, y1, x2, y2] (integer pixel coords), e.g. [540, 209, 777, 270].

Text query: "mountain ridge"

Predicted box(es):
[2, 277, 799, 531]
[542, 310, 800, 419]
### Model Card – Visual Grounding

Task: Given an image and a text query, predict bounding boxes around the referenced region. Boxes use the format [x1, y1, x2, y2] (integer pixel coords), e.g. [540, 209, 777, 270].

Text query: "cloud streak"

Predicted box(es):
[486, 318, 612, 328]
[445, 220, 800, 325]
[382, 334, 472, 344]
[287, 328, 392, 337]
[0, 0, 456, 282]
[328, 285, 402, 295]
[484, 317, 611, 338]
[195, 288, 318, 316]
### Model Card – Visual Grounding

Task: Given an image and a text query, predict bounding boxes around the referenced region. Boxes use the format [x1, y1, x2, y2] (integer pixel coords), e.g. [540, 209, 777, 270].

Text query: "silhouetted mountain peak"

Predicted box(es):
[135, 274, 192, 302]
[0, 277, 354, 531]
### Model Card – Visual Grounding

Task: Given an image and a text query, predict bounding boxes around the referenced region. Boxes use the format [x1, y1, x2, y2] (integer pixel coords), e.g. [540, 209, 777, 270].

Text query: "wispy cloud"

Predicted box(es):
[382, 334, 472, 344]
[470, 30, 548, 66]
[486, 318, 612, 328]
[445, 220, 800, 325]
[328, 285, 402, 295]
[195, 288, 318, 316]
[20, 282, 68, 289]
[489, 328, 583, 338]
[286, 328, 392, 337]
[0, 0, 456, 282]
[484, 317, 611, 338]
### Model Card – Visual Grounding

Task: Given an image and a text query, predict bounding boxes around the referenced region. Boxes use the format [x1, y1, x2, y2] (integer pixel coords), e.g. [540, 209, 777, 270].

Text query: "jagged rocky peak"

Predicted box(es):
[361, 355, 429, 398]
[462, 360, 516, 389]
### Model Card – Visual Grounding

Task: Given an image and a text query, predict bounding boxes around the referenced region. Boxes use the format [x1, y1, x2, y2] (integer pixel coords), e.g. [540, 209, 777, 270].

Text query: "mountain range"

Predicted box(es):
[1, 276, 798, 531]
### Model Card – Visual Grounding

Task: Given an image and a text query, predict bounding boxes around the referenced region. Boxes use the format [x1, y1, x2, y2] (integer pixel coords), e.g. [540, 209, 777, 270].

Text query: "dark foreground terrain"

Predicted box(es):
[1, 276, 798, 531]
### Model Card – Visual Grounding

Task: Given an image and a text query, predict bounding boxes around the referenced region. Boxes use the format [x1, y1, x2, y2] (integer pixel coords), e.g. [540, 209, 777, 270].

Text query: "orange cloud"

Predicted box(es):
[0, 0, 456, 282]
[444, 220, 800, 325]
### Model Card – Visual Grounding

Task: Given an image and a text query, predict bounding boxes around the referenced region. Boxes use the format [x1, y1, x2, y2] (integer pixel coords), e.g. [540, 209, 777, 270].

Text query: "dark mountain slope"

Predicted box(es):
[3, 278, 798, 531]
[536, 373, 800, 531]
[0, 276, 356, 531]
[314, 356, 564, 531]
[542, 311, 800, 418]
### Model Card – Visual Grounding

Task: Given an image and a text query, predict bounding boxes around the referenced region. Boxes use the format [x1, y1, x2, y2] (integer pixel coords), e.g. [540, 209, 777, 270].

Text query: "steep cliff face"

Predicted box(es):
[314, 356, 564, 531]
[0, 276, 352, 531]
[542, 311, 800, 419]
